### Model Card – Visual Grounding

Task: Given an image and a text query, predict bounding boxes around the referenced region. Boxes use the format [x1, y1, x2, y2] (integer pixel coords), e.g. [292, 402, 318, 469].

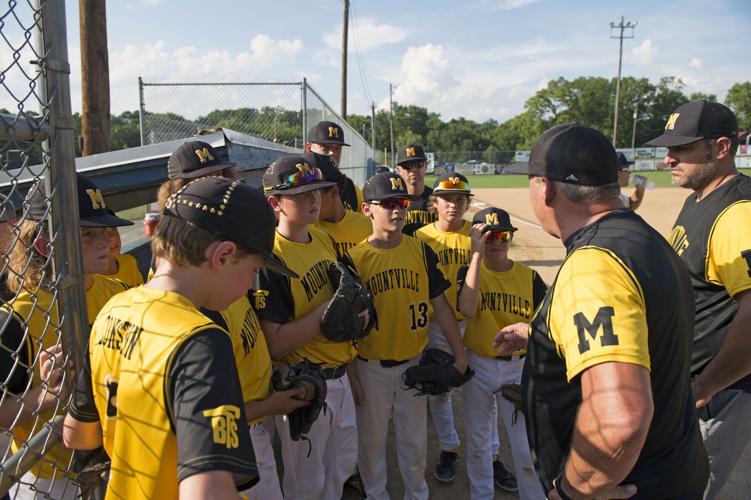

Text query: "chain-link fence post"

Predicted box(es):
[138, 76, 146, 147]
[301, 78, 308, 148]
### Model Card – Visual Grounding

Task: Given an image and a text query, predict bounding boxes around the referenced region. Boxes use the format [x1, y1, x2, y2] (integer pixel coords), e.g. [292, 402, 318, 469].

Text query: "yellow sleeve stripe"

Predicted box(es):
[705, 199, 751, 286]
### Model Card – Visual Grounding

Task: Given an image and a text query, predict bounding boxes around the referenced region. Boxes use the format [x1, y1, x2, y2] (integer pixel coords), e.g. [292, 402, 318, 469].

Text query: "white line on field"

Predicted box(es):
[470, 200, 542, 229]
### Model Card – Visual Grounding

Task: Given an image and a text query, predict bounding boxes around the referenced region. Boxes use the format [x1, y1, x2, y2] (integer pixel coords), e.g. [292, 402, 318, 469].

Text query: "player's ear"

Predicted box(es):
[361, 202, 373, 218]
[206, 240, 237, 269]
[541, 177, 556, 206]
[267, 195, 283, 214]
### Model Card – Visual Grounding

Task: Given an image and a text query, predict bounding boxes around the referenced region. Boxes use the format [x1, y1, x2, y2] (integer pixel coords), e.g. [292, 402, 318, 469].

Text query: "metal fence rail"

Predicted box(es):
[139, 78, 374, 186]
[1, 0, 90, 497]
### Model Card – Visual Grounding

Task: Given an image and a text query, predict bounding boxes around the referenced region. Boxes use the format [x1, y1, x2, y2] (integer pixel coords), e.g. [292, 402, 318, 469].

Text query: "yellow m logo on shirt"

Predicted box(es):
[203, 405, 240, 449]
[665, 113, 680, 130]
[328, 127, 340, 139]
[406, 147, 416, 157]
[194, 148, 215, 164]
[485, 213, 499, 226]
[390, 177, 403, 190]
[86, 189, 106, 210]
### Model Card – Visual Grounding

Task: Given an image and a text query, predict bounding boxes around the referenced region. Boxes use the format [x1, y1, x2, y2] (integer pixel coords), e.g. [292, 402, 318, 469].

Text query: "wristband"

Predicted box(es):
[554, 475, 575, 500]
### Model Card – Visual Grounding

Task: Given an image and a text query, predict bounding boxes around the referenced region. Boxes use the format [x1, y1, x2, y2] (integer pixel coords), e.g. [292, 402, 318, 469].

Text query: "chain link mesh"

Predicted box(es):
[1, 1, 88, 497]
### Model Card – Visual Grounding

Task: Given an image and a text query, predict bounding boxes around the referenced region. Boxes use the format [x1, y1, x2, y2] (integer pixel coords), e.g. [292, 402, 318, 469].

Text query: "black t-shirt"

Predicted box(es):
[402, 186, 437, 236]
[523, 210, 708, 498]
[70, 328, 257, 487]
[669, 174, 751, 390]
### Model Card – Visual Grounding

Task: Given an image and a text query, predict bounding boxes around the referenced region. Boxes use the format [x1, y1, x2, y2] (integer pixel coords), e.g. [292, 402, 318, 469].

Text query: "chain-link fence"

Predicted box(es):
[1, 1, 91, 497]
[139, 79, 374, 187]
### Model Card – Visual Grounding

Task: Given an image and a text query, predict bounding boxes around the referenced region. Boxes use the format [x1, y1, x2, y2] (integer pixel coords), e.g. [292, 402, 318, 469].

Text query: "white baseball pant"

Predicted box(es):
[243, 418, 283, 500]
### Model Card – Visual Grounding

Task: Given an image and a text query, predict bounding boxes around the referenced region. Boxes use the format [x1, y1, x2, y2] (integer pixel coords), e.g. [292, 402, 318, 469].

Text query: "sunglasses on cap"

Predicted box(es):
[271, 167, 324, 191]
[398, 162, 426, 171]
[486, 230, 512, 242]
[369, 197, 410, 210]
[436, 178, 470, 192]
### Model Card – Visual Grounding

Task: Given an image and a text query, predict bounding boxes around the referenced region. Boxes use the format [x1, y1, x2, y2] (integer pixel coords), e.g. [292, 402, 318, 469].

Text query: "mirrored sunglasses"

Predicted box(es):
[370, 197, 410, 210]
[272, 167, 324, 191]
[486, 230, 512, 242]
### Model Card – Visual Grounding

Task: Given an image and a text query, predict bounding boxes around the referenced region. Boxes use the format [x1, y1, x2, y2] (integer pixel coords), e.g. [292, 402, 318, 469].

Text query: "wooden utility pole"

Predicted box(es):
[609, 16, 636, 147]
[389, 84, 395, 167]
[79, 0, 111, 155]
[340, 0, 349, 118]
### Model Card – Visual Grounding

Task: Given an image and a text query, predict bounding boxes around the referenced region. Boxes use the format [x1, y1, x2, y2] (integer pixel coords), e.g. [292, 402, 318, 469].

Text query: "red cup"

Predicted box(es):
[144, 212, 159, 237]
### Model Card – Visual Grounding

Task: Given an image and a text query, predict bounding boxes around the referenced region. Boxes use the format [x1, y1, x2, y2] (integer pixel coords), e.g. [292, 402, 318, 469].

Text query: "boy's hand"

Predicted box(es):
[266, 387, 311, 416]
[37, 345, 71, 408]
[493, 322, 530, 355]
[470, 223, 489, 256]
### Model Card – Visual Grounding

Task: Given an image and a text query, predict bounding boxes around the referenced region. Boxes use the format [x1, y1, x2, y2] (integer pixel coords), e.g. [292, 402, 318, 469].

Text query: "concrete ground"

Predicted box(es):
[344, 188, 749, 499]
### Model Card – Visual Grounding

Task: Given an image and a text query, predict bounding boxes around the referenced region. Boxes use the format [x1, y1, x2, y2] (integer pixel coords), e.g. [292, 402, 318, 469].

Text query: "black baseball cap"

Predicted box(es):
[433, 172, 472, 195]
[472, 207, 517, 232]
[307, 121, 350, 146]
[396, 144, 426, 165]
[644, 101, 738, 147]
[528, 123, 618, 186]
[25, 173, 133, 227]
[163, 177, 297, 278]
[262, 155, 335, 196]
[616, 152, 634, 170]
[362, 172, 409, 201]
[304, 151, 345, 185]
[167, 140, 234, 180]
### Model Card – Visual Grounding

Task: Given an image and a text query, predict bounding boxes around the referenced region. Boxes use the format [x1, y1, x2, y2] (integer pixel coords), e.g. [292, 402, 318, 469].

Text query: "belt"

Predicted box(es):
[322, 364, 347, 380]
[495, 353, 526, 361]
[357, 355, 409, 368]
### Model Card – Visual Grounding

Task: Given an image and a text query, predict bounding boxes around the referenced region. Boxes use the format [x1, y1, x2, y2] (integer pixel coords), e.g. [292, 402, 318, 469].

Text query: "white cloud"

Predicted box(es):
[323, 17, 407, 53]
[689, 57, 703, 69]
[631, 39, 657, 65]
[495, 0, 542, 9]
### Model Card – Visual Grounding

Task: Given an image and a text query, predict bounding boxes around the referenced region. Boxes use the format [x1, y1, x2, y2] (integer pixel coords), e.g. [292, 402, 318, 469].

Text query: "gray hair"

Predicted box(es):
[552, 180, 621, 205]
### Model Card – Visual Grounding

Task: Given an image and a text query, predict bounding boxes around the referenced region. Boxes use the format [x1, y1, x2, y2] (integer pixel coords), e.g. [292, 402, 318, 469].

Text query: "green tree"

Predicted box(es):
[726, 82, 751, 131]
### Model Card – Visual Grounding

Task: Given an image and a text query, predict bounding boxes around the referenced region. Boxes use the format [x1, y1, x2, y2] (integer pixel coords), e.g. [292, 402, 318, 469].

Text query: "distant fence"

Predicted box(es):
[138, 79, 373, 187]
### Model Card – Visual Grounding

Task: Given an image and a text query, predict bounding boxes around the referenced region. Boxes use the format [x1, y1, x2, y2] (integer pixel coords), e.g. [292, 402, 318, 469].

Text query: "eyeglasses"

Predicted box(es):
[369, 197, 410, 210]
[269, 167, 324, 191]
[486, 230, 512, 242]
[436, 179, 470, 191]
[399, 162, 426, 171]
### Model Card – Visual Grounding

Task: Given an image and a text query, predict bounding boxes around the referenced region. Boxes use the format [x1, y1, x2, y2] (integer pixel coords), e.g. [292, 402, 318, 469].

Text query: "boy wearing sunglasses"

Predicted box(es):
[258, 155, 359, 500]
[456, 207, 548, 500]
[396, 144, 438, 236]
[346, 171, 470, 500]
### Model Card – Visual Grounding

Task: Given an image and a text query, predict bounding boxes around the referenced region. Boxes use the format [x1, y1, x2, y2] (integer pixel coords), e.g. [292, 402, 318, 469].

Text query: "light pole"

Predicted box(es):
[610, 16, 637, 147]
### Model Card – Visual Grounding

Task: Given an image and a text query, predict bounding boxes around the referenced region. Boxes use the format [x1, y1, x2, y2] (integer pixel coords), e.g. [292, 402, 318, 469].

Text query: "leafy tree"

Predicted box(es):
[726, 82, 751, 131]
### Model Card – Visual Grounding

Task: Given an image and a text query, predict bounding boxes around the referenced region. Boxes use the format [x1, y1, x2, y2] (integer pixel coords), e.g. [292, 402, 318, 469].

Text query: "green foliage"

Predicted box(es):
[726, 82, 751, 131]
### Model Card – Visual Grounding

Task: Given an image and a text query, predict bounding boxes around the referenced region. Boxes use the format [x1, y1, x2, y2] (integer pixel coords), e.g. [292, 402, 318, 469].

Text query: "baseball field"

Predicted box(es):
[343, 176, 751, 499]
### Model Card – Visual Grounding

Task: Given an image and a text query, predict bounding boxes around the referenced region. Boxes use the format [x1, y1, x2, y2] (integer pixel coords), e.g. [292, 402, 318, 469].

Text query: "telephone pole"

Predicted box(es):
[340, 0, 349, 118]
[389, 84, 395, 167]
[610, 16, 636, 147]
[80, 0, 111, 155]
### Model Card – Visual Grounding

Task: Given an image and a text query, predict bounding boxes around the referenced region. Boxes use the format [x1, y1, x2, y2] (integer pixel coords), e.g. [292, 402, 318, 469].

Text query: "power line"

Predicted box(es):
[349, 1, 373, 105]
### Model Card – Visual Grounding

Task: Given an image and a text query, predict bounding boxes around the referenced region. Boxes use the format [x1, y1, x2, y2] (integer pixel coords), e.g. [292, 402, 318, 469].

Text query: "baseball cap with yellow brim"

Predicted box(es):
[25, 173, 133, 227]
[163, 176, 297, 278]
[262, 155, 336, 196]
[432, 172, 472, 195]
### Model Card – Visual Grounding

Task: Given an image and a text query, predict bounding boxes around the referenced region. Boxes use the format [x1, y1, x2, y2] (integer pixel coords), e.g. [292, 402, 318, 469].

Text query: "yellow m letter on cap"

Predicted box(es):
[86, 189, 106, 210]
[406, 147, 416, 157]
[194, 148, 215, 164]
[665, 113, 680, 130]
[449, 177, 460, 185]
[485, 213, 499, 225]
[390, 177, 403, 190]
[328, 127, 340, 139]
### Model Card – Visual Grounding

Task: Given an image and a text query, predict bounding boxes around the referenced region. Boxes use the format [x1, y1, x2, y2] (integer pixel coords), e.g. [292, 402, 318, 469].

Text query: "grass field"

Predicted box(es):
[426, 168, 751, 189]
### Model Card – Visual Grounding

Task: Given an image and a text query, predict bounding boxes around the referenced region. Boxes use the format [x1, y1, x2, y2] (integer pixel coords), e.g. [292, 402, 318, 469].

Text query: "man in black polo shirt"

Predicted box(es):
[646, 101, 751, 499]
[396, 144, 437, 235]
[501, 124, 708, 499]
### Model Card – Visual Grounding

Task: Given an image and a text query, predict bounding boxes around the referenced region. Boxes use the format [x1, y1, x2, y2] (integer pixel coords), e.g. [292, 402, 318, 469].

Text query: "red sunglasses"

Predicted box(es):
[370, 197, 410, 210]
[486, 230, 512, 242]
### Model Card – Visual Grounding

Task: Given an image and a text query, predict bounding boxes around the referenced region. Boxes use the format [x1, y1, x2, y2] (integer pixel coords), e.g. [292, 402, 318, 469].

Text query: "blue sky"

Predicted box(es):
[49, 0, 751, 122]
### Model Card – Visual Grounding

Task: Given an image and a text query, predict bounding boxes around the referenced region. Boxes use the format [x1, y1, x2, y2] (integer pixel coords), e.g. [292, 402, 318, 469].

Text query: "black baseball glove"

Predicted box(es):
[321, 261, 376, 343]
[402, 348, 474, 396]
[498, 383, 523, 424]
[272, 360, 327, 441]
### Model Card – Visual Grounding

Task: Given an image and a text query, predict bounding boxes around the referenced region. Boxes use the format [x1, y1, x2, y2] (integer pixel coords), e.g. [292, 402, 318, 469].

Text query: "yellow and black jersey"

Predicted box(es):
[415, 221, 472, 319]
[202, 293, 273, 423]
[256, 227, 356, 367]
[524, 210, 707, 497]
[341, 178, 364, 213]
[458, 261, 546, 358]
[669, 173, 751, 390]
[403, 186, 437, 236]
[346, 235, 450, 361]
[0, 275, 127, 480]
[69, 286, 257, 499]
[101, 253, 144, 287]
[315, 209, 373, 258]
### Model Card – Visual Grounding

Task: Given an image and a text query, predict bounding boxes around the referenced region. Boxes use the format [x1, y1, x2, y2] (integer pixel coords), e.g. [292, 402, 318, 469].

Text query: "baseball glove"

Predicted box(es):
[321, 261, 376, 343]
[498, 383, 523, 424]
[272, 360, 327, 441]
[402, 348, 474, 396]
